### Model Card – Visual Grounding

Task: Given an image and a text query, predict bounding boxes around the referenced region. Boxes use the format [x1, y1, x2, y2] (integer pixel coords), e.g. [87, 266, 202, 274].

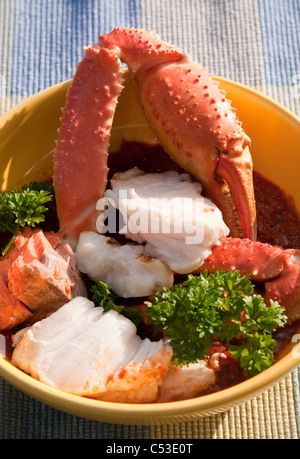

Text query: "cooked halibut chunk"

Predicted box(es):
[12, 296, 173, 402]
[76, 231, 174, 297]
[98, 168, 229, 273]
[157, 361, 216, 402]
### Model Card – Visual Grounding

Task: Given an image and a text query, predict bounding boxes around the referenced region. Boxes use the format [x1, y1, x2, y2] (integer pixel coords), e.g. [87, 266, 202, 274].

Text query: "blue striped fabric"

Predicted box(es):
[0, 0, 300, 439]
[258, 0, 300, 86]
[10, 0, 142, 97]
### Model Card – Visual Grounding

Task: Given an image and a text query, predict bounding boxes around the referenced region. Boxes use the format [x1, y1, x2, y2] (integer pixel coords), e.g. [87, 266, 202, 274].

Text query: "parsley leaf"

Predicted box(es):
[0, 181, 54, 255]
[91, 281, 142, 326]
[145, 271, 287, 375]
[228, 332, 276, 377]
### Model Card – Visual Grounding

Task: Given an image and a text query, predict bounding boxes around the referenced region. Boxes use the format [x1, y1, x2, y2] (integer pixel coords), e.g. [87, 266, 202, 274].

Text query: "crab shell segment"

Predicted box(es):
[53, 45, 125, 243]
[196, 237, 300, 324]
[53, 27, 256, 243]
[264, 249, 300, 324]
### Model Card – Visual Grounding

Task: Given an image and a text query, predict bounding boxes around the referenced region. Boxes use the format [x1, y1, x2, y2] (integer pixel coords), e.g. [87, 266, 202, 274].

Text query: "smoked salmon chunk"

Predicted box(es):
[8, 229, 86, 317]
[0, 274, 32, 331]
[0, 228, 63, 284]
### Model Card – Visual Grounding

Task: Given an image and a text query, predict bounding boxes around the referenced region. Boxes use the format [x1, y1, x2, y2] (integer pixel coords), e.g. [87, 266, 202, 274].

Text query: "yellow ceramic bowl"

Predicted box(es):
[0, 77, 300, 425]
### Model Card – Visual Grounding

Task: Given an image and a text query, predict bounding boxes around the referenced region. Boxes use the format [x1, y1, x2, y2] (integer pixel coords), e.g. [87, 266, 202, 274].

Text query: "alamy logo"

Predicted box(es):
[292, 73, 300, 99]
[291, 334, 300, 359]
[96, 190, 207, 244]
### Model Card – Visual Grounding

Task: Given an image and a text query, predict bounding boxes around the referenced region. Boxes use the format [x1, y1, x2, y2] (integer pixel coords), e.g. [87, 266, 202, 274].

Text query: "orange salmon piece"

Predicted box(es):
[8, 229, 86, 315]
[0, 274, 32, 331]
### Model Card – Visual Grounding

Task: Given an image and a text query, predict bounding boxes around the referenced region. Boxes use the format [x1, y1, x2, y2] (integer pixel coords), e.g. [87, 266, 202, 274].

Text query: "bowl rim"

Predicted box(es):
[0, 77, 300, 423]
[1, 346, 299, 422]
[1, 75, 299, 126]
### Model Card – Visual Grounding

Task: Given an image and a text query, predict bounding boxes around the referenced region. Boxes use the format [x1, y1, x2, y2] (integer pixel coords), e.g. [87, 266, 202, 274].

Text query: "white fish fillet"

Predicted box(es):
[12, 296, 172, 402]
[97, 168, 229, 273]
[75, 232, 174, 297]
[157, 361, 216, 402]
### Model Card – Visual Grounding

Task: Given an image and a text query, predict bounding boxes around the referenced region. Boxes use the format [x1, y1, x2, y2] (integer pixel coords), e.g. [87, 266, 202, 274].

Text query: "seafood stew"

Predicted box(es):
[1, 142, 299, 403]
[0, 28, 300, 405]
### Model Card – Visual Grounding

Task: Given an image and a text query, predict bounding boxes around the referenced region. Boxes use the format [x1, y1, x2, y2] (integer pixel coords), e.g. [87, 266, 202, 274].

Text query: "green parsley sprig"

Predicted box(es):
[145, 271, 287, 376]
[91, 281, 142, 327]
[90, 272, 287, 377]
[0, 181, 54, 255]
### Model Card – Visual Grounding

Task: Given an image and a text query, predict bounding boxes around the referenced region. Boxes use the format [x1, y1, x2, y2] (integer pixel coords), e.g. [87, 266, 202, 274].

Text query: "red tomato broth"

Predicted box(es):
[254, 171, 300, 250]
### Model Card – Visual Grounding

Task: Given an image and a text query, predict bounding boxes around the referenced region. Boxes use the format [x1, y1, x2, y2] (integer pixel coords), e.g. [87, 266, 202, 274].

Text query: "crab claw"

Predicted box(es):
[99, 28, 256, 239]
[54, 28, 256, 243]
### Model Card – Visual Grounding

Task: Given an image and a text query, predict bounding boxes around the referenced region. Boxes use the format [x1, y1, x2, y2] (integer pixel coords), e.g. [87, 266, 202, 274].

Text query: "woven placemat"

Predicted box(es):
[1, 371, 299, 439]
[0, 0, 299, 439]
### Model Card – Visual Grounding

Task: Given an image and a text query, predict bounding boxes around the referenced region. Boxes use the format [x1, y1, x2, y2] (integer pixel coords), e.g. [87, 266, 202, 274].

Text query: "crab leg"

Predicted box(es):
[195, 237, 300, 323]
[99, 28, 256, 239]
[53, 45, 124, 244]
[264, 249, 300, 324]
[197, 237, 286, 281]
